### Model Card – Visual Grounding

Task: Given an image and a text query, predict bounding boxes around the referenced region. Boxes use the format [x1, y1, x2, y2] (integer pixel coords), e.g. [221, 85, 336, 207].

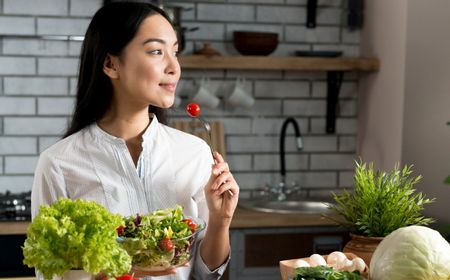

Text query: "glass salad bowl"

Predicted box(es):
[116, 206, 205, 272]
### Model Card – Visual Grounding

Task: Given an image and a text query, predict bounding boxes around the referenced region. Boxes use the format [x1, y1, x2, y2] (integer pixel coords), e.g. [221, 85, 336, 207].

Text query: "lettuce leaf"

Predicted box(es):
[22, 198, 131, 280]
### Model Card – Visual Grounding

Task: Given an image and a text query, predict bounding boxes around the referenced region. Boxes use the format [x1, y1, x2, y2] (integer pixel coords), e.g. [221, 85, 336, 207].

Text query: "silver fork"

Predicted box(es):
[191, 116, 234, 197]
[197, 116, 215, 160]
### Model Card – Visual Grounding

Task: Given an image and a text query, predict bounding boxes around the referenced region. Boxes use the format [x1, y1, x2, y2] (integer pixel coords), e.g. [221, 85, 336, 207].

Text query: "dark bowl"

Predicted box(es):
[233, 31, 279, 56]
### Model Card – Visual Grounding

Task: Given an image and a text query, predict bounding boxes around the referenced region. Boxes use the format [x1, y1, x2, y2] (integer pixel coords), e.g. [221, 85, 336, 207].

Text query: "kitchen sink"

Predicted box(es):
[238, 197, 334, 214]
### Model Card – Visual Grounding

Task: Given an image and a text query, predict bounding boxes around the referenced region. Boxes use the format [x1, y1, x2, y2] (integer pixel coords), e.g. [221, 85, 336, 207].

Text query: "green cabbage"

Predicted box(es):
[22, 198, 131, 280]
[370, 225, 450, 280]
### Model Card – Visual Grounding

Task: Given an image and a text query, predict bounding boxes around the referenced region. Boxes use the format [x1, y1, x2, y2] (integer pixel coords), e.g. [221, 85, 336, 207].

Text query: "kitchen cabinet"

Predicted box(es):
[0, 234, 35, 277]
[223, 226, 350, 280]
[220, 207, 349, 280]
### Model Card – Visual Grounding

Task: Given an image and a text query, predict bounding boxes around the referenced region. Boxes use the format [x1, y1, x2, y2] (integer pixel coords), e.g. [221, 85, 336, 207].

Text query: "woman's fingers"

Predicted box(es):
[213, 151, 225, 163]
[211, 171, 233, 190]
[215, 180, 239, 196]
[212, 161, 229, 176]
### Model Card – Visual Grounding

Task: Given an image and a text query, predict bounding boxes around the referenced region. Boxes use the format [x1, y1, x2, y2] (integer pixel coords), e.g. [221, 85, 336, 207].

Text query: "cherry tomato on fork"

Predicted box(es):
[186, 102, 201, 117]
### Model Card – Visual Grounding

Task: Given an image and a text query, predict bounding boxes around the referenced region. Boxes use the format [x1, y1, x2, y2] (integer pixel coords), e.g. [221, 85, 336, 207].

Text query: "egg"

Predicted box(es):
[340, 258, 354, 271]
[350, 257, 366, 272]
[293, 259, 310, 268]
[326, 251, 348, 269]
[309, 254, 327, 266]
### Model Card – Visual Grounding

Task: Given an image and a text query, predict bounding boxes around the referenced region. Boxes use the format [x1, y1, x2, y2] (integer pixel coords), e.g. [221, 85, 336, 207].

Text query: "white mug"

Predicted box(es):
[226, 77, 255, 108]
[191, 77, 220, 108]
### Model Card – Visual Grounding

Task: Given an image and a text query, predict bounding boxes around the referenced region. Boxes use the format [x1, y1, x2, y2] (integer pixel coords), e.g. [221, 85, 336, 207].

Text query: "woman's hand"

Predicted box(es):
[130, 266, 177, 278]
[204, 152, 240, 225]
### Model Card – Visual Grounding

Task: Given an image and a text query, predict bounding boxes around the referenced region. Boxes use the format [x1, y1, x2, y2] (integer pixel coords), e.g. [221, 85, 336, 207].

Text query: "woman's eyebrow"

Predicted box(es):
[142, 38, 165, 45]
[142, 38, 178, 46]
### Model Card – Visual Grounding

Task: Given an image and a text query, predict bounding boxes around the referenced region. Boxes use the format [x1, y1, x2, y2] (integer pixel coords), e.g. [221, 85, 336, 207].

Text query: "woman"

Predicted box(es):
[31, 2, 239, 279]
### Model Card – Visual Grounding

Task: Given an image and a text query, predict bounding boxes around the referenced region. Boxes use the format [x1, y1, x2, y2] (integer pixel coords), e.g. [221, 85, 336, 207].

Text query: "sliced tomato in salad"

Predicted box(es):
[182, 218, 197, 232]
[103, 274, 137, 280]
[160, 237, 174, 252]
[116, 225, 125, 236]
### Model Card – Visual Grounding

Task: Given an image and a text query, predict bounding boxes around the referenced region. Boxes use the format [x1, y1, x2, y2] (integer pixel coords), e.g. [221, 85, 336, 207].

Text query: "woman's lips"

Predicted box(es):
[159, 83, 177, 92]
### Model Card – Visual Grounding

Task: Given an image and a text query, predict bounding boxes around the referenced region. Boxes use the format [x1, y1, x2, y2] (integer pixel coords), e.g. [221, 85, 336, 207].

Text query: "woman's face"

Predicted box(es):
[110, 14, 180, 109]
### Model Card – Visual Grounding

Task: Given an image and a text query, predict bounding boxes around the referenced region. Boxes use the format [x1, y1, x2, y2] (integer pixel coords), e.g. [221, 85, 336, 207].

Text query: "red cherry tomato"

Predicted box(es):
[186, 103, 201, 117]
[116, 275, 136, 280]
[159, 237, 174, 252]
[105, 274, 137, 280]
[116, 225, 125, 236]
[182, 218, 197, 232]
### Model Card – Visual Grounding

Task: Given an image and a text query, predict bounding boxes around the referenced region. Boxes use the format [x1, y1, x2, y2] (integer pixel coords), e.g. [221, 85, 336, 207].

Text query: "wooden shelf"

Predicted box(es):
[178, 55, 379, 72]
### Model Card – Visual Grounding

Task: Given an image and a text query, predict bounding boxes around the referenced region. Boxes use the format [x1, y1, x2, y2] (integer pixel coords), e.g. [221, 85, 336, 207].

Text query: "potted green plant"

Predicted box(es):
[22, 198, 132, 280]
[325, 161, 435, 265]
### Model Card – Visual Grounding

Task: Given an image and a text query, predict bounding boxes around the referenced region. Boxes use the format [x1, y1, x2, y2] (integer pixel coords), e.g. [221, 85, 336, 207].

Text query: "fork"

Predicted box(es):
[196, 116, 215, 160]
[191, 116, 234, 197]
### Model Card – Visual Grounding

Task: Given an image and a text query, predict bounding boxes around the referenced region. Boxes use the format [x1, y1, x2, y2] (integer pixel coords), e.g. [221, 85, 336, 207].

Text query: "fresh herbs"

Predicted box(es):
[293, 265, 365, 280]
[326, 161, 435, 237]
[22, 198, 131, 280]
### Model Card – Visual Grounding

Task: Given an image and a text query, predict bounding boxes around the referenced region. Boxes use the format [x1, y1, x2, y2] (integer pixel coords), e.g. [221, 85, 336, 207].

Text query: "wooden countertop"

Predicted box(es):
[230, 206, 338, 229]
[0, 207, 339, 235]
[0, 221, 30, 235]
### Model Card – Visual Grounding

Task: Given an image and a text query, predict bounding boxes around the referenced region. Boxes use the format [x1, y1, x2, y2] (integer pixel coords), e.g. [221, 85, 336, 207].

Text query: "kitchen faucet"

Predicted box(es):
[278, 117, 303, 200]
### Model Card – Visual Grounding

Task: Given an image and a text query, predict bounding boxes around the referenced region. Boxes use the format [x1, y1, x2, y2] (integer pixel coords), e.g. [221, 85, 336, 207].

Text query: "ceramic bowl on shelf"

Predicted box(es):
[233, 31, 279, 56]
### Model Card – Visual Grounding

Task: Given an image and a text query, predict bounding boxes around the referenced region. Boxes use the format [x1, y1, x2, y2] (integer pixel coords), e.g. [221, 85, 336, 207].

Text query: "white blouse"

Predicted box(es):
[31, 116, 228, 280]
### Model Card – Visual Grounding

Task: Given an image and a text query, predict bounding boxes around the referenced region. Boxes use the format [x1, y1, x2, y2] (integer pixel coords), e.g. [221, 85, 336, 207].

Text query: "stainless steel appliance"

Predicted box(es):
[0, 191, 34, 277]
[0, 191, 31, 221]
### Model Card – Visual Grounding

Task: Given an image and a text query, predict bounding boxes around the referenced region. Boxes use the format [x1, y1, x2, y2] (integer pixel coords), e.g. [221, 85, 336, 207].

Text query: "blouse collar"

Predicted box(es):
[90, 114, 159, 145]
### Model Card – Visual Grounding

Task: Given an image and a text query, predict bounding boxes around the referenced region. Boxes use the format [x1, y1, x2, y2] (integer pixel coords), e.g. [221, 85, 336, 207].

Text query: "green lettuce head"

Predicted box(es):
[23, 198, 131, 280]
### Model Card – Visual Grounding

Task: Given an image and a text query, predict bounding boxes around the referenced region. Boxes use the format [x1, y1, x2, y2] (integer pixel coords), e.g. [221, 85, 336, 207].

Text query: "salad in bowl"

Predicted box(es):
[116, 205, 205, 271]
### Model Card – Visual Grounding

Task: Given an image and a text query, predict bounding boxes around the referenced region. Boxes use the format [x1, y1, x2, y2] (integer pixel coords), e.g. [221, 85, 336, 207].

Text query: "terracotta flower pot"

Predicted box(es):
[343, 233, 384, 266]
[61, 270, 94, 280]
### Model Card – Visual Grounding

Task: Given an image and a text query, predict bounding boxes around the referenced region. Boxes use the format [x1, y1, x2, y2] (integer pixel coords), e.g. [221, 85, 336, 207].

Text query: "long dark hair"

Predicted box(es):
[64, 2, 172, 138]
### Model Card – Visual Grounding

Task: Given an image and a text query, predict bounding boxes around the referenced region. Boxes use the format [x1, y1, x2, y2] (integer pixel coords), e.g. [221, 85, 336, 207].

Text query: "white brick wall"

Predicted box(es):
[69, 0, 102, 17]
[38, 97, 74, 115]
[4, 156, 38, 174]
[3, 38, 68, 56]
[0, 0, 361, 194]
[4, 77, 68, 95]
[38, 136, 60, 152]
[0, 16, 34, 35]
[0, 175, 34, 193]
[197, 4, 255, 22]
[37, 18, 90, 36]
[0, 137, 37, 155]
[38, 57, 79, 76]
[0, 57, 36, 75]
[0, 97, 35, 115]
[4, 117, 67, 135]
[4, 0, 68, 16]
[256, 6, 306, 23]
